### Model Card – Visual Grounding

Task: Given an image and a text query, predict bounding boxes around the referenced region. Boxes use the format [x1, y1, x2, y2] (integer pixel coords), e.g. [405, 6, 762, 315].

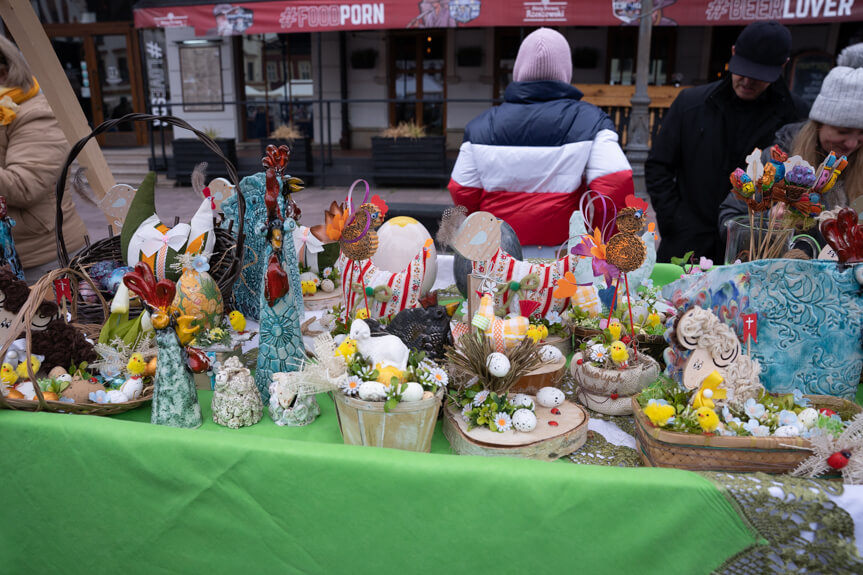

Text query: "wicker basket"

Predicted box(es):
[632, 394, 862, 473]
[56, 113, 245, 323]
[0, 268, 154, 415]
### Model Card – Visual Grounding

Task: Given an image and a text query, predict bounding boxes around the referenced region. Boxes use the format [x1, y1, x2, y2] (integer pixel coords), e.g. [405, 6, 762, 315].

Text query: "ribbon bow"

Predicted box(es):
[138, 223, 191, 257]
[293, 225, 326, 260]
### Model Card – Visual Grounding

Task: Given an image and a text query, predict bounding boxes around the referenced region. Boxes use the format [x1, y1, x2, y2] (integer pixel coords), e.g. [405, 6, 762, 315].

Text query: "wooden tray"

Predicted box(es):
[442, 397, 588, 460]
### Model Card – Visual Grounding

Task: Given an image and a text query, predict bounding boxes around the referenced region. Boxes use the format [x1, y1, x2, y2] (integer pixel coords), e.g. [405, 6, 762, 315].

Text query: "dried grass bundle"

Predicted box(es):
[270, 123, 303, 141]
[446, 333, 541, 396]
[380, 120, 426, 139]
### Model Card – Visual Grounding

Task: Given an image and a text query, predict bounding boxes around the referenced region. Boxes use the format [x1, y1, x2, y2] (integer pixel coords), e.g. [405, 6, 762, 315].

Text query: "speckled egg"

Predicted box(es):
[401, 381, 424, 402]
[512, 408, 537, 432]
[538, 345, 564, 363]
[510, 393, 535, 410]
[358, 381, 387, 402]
[774, 425, 801, 438]
[797, 407, 819, 429]
[536, 386, 565, 408]
[320, 279, 335, 293]
[485, 352, 511, 378]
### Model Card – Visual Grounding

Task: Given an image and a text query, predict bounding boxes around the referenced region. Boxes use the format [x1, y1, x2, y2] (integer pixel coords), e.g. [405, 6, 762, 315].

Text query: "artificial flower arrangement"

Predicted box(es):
[298, 263, 339, 296]
[446, 329, 543, 433]
[334, 318, 448, 412]
[637, 375, 852, 439]
[567, 278, 672, 339]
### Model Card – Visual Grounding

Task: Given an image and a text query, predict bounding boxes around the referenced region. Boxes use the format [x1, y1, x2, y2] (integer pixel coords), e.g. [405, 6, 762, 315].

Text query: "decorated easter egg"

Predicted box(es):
[320, 279, 335, 293]
[510, 393, 535, 410]
[536, 386, 565, 408]
[486, 352, 511, 377]
[173, 268, 224, 331]
[512, 408, 537, 432]
[774, 425, 801, 438]
[78, 280, 98, 303]
[358, 381, 387, 402]
[538, 345, 564, 363]
[371, 217, 437, 296]
[103, 266, 133, 295]
[401, 381, 424, 402]
[797, 407, 819, 429]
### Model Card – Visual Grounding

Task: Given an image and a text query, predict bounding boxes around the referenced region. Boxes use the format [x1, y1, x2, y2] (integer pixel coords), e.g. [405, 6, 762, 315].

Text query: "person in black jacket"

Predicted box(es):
[646, 21, 809, 263]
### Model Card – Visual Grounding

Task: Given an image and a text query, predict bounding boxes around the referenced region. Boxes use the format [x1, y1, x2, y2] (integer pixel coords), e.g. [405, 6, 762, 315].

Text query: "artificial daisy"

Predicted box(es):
[461, 404, 473, 423]
[426, 366, 448, 388]
[491, 411, 512, 433]
[356, 364, 375, 380]
[419, 358, 437, 373]
[472, 389, 489, 406]
[340, 375, 363, 396]
[588, 343, 608, 363]
[322, 267, 333, 278]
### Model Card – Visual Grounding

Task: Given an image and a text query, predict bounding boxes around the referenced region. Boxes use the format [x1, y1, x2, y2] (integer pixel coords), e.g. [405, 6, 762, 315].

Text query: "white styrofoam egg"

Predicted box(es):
[631, 306, 649, 324]
[401, 381, 424, 402]
[797, 407, 819, 429]
[106, 389, 130, 404]
[371, 217, 437, 296]
[485, 352, 511, 378]
[510, 393, 535, 410]
[774, 425, 801, 438]
[538, 345, 564, 364]
[320, 279, 335, 293]
[512, 409, 537, 432]
[536, 386, 565, 408]
[358, 381, 387, 402]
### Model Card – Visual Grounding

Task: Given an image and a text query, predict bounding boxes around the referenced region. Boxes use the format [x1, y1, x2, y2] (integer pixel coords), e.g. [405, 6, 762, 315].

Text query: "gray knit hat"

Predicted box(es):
[809, 65, 863, 129]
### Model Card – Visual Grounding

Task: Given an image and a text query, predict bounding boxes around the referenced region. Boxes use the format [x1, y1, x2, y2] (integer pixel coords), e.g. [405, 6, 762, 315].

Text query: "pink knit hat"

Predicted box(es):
[512, 28, 572, 84]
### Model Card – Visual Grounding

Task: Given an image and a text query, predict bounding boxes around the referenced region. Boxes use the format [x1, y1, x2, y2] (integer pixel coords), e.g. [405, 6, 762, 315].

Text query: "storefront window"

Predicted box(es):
[389, 31, 445, 135]
[241, 33, 313, 141]
[607, 26, 676, 85]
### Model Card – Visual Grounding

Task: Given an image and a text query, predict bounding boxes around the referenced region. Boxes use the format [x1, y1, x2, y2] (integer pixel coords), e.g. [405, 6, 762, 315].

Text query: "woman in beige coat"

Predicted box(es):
[0, 35, 86, 283]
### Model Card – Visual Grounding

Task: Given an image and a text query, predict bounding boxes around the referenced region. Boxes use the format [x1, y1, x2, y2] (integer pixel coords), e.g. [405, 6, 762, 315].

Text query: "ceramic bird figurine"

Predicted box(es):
[1, 362, 18, 387]
[696, 406, 720, 433]
[229, 310, 246, 333]
[609, 341, 629, 368]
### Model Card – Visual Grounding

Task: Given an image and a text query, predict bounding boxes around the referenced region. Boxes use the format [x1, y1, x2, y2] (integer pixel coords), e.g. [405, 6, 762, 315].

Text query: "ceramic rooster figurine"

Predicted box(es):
[123, 262, 202, 429]
[254, 145, 307, 403]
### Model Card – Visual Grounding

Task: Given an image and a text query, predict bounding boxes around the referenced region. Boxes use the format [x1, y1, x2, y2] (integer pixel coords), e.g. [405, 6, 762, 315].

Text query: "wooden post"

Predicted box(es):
[0, 0, 116, 220]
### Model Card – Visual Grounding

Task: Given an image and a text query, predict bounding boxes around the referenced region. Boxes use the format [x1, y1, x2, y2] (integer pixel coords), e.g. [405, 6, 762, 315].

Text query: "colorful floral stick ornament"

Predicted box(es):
[123, 262, 202, 429]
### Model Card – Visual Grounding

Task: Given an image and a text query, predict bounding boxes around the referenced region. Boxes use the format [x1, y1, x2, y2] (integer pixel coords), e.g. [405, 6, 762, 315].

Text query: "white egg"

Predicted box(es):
[774, 425, 801, 438]
[485, 352, 511, 377]
[358, 381, 387, 402]
[106, 389, 130, 404]
[512, 409, 537, 432]
[536, 386, 565, 408]
[510, 393, 535, 410]
[371, 217, 438, 296]
[320, 279, 335, 293]
[401, 381, 425, 402]
[797, 407, 819, 429]
[538, 345, 564, 363]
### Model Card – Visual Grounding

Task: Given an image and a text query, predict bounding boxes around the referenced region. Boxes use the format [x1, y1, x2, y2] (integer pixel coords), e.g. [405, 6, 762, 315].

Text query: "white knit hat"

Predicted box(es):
[809, 66, 863, 129]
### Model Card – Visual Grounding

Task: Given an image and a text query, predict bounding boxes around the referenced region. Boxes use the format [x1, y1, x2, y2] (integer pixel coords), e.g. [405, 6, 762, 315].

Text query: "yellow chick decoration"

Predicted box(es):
[354, 308, 370, 320]
[127, 353, 147, 377]
[301, 280, 317, 296]
[692, 371, 727, 410]
[228, 310, 247, 333]
[375, 364, 405, 386]
[526, 325, 542, 344]
[16, 356, 41, 381]
[537, 324, 549, 340]
[1, 363, 18, 387]
[644, 399, 675, 427]
[647, 313, 661, 328]
[696, 407, 720, 433]
[607, 319, 622, 342]
[609, 341, 629, 368]
[336, 338, 357, 361]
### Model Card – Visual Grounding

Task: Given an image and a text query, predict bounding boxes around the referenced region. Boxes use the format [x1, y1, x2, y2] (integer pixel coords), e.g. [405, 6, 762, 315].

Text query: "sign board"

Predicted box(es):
[789, 51, 834, 107]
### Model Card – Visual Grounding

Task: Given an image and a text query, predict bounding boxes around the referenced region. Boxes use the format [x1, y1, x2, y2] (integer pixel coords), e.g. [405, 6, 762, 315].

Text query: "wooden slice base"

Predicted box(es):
[509, 356, 567, 395]
[302, 289, 342, 311]
[442, 397, 588, 460]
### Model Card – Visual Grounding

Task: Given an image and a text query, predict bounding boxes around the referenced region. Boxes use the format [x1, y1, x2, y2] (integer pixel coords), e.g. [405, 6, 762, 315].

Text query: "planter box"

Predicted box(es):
[371, 136, 447, 186]
[259, 137, 314, 184]
[172, 138, 238, 186]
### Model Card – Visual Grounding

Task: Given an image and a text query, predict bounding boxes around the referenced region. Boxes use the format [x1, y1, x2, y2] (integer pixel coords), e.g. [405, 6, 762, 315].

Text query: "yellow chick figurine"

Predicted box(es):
[1, 362, 18, 387]
[607, 319, 622, 342]
[354, 308, 370, 320]
[375, 364, 404, 386]
[696, 407, 720, 433]
[127, 353, 147, 377]
[537, 324, 549, 340]
[336, 338, 357, 361]
[15, 356, 41, 381]
[228, 310, 246, 333]
[301, 280, 317, 296]
[526, 325, 542, 343]
[692, 371, 727, 410]
[609, 341, 629, 368]
[647, 313, 661, 328]
[644, 400, 675, 427]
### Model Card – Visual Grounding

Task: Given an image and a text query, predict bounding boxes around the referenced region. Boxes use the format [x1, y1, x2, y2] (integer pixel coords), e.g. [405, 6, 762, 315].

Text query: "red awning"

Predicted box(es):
[134, 0, 863, 34]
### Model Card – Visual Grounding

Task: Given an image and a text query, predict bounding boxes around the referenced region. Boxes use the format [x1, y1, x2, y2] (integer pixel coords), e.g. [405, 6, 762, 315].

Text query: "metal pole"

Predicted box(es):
[625, 0, 653, 200]
[317, 32, 325, 186]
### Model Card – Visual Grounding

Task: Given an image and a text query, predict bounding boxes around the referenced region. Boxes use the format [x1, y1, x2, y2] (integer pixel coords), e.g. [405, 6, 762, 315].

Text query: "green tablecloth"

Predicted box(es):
[1, 392, 757, 574]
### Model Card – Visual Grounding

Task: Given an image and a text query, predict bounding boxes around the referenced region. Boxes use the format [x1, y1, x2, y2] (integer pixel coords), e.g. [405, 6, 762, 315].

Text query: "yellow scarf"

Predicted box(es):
[0, 78, 40, 126]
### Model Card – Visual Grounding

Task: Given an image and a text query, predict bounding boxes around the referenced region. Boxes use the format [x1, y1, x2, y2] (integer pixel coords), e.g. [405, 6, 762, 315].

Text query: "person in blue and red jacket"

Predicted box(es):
[448, 28, 634, 251]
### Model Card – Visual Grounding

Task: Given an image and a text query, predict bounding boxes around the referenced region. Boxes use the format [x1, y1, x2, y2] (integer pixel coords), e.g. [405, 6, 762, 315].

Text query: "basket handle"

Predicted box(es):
[55, 113, 246, 272]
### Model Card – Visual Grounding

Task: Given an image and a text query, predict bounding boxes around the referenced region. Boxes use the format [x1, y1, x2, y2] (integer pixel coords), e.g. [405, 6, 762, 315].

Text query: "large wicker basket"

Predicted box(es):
[56, 113, 245, 324]
[632, 394, 862, 473]
[0, 268, 154, 415]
